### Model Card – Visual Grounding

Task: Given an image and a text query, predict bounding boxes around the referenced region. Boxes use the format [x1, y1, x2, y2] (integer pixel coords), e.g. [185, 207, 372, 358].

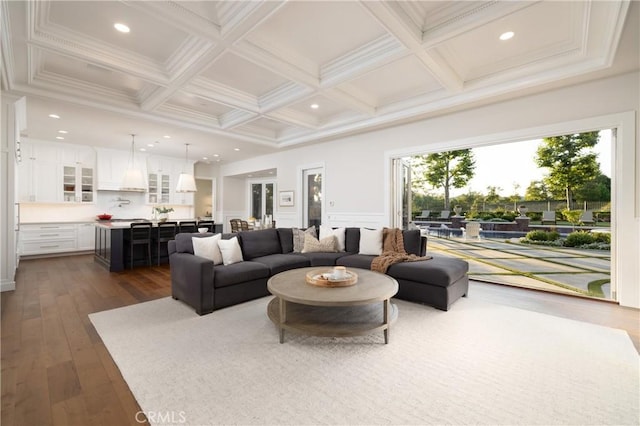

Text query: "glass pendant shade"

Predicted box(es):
[121, 134, 146, 191]
[176, 143, 197, 193]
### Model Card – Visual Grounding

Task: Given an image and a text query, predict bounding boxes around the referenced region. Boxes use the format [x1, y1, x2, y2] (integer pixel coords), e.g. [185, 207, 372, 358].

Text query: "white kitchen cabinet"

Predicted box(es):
[147, 155, 172, 204]
[62, 145, 96, 203]
[62, 165, 95, 203]
[96, 148, 147, 191]
[19, 222, 95, 256]
[76, 222, 95, 251]
[17, 141, 62, 203]
[19, 223, 77, 255]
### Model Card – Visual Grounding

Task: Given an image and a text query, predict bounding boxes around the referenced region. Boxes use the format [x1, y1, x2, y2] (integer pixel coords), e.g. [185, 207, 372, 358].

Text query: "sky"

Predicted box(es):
[439, 129, 612, 197]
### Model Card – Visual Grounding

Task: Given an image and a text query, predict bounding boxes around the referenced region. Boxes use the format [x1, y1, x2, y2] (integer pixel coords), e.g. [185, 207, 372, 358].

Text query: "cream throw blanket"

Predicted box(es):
[371, 228, 431, 273]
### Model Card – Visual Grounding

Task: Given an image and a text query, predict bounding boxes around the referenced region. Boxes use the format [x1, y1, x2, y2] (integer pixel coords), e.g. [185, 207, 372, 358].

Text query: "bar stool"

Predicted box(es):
[179, 221, 197, 233]
[129, 222, 152, 268]
[156, 221, 177, 265]
[197, 220, 214, 232]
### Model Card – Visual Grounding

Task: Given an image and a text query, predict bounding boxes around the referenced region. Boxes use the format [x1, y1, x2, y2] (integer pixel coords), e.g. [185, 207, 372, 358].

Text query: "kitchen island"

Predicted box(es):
[94, 220, 222, 272]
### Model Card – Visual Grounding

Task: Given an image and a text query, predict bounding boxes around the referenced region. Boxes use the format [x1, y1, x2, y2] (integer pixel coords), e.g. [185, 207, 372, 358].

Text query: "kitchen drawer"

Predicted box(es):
[20, 223, 76, 232]
[21, 239, 77, 255]
[20, 228, 76, 241]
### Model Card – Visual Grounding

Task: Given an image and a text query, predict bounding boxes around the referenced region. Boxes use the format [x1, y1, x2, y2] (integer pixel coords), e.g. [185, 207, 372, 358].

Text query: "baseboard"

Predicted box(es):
[1, 279, 16, 292]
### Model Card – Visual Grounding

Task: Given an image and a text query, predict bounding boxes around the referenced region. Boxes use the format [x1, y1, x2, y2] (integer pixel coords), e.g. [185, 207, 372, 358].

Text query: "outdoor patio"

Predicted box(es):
[425, 234, 611, 299]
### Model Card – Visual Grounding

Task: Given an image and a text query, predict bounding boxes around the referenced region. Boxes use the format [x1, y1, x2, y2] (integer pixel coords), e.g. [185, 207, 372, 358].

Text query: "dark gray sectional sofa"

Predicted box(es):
[168, 227, 469, 315]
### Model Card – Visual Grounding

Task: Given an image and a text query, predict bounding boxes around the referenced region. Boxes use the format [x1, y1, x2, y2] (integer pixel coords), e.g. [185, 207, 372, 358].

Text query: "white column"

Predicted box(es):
[1, 94, 20, 291]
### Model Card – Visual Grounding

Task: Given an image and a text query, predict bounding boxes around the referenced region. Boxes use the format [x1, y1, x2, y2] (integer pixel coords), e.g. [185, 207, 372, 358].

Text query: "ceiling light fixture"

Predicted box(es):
[310, 103, 319, 109]
[48, 114, 60, 119]
[114, 23, 130, 33]
[56, 136, 64, 140]
[121, 134, 146, 191]
[176, 143, 197, 193]
[234, 148, 240, 151]
[58, 130, 68, 134]
[163, 135, 171, 139]
[499, 31, 514, 41]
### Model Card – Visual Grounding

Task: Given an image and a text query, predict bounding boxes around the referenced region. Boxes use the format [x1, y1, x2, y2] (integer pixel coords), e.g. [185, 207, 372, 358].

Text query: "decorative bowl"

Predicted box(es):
[198, 227, 208, 233]
[97, 213, 112, 220]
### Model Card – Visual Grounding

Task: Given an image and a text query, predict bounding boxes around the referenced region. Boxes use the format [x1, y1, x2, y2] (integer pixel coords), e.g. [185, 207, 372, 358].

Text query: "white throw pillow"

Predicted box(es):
[319, 226, 346, 252]
[359, 228, 383, 255]
[192, 234, 223, 265]
[217, 237, 244, 265]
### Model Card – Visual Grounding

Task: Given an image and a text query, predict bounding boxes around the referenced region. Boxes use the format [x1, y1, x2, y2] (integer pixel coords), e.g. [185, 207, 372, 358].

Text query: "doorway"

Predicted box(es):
[302, 167, 323, 228]
[391, 129, 615, 301]
[194, 178, 213, 219]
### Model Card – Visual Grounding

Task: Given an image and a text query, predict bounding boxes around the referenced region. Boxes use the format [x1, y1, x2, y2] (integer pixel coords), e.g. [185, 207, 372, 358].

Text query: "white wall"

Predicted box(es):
[219, 72, 640, 308]
[1, 95, 19, 291]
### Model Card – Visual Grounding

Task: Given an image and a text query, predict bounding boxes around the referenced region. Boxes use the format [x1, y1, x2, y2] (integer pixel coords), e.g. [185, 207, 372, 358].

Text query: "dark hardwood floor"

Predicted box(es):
[2, 254, 638, 425]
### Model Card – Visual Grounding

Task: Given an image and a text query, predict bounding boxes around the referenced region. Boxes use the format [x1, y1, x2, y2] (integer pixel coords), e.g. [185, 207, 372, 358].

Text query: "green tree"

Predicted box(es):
[524, 180, 553, 201]
[412, 150, 476, 209]
[574, 173, 611, 202]
[535, 132, 600, 209]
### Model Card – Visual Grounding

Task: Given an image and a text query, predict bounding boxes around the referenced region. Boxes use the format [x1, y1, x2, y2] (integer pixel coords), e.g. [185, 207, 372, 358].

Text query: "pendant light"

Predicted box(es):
[121, 134, 146, 192]
[176, 143, 197, 193]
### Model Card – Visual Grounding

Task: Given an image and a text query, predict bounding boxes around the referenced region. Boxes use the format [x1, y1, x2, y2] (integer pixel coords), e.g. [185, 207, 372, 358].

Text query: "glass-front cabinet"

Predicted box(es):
[148, 172, 170, 204]
[63, 165, 94, 203]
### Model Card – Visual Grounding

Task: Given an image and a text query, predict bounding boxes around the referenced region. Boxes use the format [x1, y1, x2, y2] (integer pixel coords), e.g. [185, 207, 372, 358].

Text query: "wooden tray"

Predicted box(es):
[306, 269, 358, 287]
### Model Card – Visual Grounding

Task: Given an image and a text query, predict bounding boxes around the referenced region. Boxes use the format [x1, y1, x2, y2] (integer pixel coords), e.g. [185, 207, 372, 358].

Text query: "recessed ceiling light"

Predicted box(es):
[147, 143, 154, 147]
[114, 23, 130, 33]
[202, 157, 208, 160]
[234, 148, 240, 151]
[213, 154, 219, 157]
[499, 31, 514, 41]
[48, 114, 60, 119]
[140, 148, 146, 152]
[56, 136, 64, 140]
[58, 130, 68, 134]
[163, 135, 171, 139]
[310, 103, 319, 109]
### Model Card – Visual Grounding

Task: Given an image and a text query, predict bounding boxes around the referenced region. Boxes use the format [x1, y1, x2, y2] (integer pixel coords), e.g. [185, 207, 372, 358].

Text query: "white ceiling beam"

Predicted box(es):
[421, 1, 540, 49]
[322, 87, 376, 117]
[186, 78, 259, 112]
[359, 0, 463, 92]
[123, 0, 222, 40]
[258, 82, 314, 114]
[320, 34, 406, 88]
[265, 109, 319, 130]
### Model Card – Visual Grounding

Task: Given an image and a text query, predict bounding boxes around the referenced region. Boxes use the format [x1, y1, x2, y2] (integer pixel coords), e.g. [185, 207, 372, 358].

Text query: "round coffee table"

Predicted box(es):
[267, 267, 399, 344]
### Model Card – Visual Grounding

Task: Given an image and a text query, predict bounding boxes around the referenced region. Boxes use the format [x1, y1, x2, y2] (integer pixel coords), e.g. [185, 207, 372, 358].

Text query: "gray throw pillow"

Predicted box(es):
[292, 226, 316, 253]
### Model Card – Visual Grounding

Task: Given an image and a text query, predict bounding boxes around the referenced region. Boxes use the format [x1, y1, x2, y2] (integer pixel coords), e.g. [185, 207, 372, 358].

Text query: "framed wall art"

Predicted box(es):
[279, 190, 294, 207]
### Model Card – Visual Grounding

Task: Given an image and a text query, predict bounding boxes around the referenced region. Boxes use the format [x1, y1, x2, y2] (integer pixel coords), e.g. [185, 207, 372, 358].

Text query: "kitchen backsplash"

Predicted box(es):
[20, 191, 194, 223]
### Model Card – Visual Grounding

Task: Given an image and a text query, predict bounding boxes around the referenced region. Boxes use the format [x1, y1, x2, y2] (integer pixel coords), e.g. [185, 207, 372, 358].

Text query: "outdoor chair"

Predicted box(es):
[416, 210, 430, 220]
[541, 211, 556, 225]
[580, 210, 595, 224]
[438, 210, 451, 220]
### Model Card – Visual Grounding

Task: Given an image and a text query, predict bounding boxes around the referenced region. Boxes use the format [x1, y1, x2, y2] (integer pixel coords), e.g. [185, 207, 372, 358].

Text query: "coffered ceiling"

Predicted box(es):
[1, 1, 636, 162]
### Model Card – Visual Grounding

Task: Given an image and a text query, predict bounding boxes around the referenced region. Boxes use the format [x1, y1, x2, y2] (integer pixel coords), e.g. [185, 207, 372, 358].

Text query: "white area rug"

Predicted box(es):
[89, 297, 639, 425]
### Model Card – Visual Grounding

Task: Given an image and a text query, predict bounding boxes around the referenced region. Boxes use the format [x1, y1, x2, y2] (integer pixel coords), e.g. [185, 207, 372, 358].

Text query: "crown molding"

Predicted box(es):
[265, 108, 319, 130]
[258, 82, 313, 113]
[320, 35, 406, 88]
[220, 109, 259, 130]
[187, 78, 258, 112]
[1, 1, 15, 91]
[322, 87, 376, 117]
[124, 0, 222, 40]
[28, 6, 170, 85]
